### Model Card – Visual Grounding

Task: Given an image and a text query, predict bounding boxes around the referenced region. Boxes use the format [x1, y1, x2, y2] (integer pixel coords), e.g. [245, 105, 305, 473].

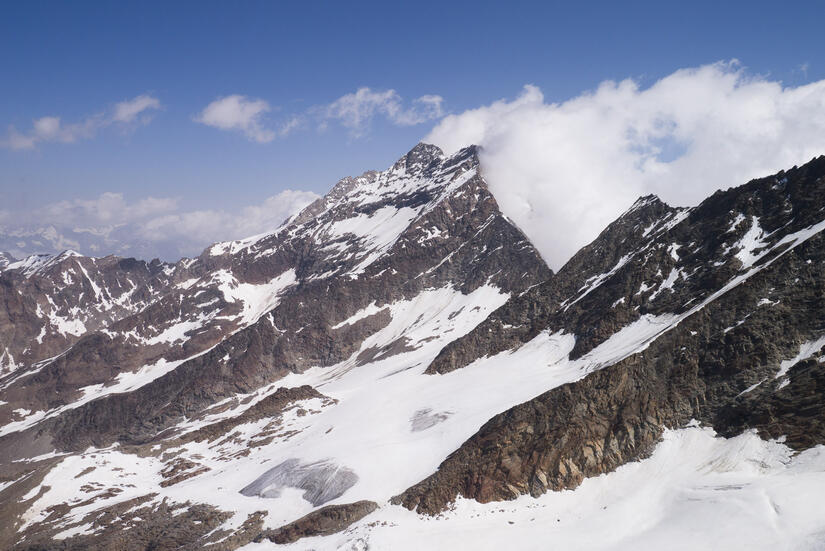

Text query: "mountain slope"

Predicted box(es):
[0, 251, 178, 372]
[1, 147, 825, 550]
[399, 155, 825, 512]
[0, 143, 553, 549]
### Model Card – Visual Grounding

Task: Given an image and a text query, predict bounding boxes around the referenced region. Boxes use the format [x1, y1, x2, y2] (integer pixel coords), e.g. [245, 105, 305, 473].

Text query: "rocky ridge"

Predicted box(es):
[399, 156, 825, 512]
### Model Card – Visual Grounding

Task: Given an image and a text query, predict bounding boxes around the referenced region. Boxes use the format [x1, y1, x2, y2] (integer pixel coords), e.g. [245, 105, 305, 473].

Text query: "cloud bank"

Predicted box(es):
[0, 189, 319, 261]
[426, 61, 825, 269]
[196, 88, 444, 142]
[321, 88, 444, 137]
[2, 94, 161, 150]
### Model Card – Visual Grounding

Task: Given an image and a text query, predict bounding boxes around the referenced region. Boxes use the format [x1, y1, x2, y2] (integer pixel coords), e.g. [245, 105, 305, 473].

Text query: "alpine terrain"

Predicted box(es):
[1, 143, 825, 550]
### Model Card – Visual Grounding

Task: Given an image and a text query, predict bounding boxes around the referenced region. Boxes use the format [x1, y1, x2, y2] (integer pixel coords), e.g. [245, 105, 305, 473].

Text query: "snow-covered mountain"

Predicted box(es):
[0, 252, 14, 270]
[1, 145, 825, 550]
[0, 251, 179, 373]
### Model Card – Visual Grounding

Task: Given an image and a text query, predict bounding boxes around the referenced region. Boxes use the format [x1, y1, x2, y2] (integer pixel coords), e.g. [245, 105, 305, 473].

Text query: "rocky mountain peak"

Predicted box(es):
[256, 144, 474, 238]
[3, 249, 85, 278]
[624, 193, 666, 213]
[0, 138, 549, 471]
[391, 142, 445, 174]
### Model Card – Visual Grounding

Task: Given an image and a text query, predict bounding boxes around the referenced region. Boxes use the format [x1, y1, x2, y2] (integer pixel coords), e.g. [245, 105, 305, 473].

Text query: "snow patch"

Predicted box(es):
[332, 302, 388, 329]
[776, 335, 825, 380]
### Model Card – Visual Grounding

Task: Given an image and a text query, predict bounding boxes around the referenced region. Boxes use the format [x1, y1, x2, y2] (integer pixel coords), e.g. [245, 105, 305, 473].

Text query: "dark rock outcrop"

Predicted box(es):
[259, 500, 378, 544]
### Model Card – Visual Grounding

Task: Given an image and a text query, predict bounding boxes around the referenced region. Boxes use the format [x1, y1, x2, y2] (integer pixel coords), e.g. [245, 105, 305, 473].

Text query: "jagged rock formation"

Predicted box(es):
[2, 145, 825, 550]
[425, 194, 680, 374]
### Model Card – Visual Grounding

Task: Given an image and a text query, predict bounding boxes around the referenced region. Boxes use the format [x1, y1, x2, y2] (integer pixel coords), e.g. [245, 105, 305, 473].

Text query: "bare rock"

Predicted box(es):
[260, 500, 378, 544]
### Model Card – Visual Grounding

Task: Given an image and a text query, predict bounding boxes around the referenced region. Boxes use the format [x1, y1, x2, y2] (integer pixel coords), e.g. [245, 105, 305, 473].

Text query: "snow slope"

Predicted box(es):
[13, 290, 720, 540]
[7, 150, 825, 551]
[255, 426, 825, 551]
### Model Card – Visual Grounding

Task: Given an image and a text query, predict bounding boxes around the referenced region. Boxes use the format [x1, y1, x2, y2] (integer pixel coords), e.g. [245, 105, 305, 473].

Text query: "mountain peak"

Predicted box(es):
[624, 194, 668, 214]
[391, 142, 444, 174]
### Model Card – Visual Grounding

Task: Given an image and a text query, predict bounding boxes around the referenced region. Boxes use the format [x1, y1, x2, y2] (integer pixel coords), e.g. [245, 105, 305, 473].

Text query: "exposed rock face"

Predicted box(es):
[13, 496, 266, 551]
[260, 500, 378, 544]
[397, 156, 825, 513]
[430, 158, 825, 376]
[426, 194, 678, 374]
[170, 385, 328, 445]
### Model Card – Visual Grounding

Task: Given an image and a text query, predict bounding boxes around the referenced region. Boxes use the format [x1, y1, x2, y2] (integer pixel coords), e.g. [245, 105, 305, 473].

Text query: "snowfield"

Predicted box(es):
[22, 280, 815, 547]
[238, 426, 825, 551]
[17, 271, 825, 548]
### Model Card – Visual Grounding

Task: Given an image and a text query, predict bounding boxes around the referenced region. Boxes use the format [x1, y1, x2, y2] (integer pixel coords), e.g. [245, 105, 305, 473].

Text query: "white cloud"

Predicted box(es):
[426, 61, 825, 269]
[112, 94, 161, 124]
[278, 115, 304, 137]
[25, 115, 98, 145]
[194, 95, 276, 143]
[394, 94, 445, 125]
[5, 129, 37, 150]
[37, 192, 175, 229]
[195, 88, 443, 142]
[321, 87, 444, 137]
[0, 189, 319, 261]
[134, 189, 319, 247]
[2, 94, 160, 150]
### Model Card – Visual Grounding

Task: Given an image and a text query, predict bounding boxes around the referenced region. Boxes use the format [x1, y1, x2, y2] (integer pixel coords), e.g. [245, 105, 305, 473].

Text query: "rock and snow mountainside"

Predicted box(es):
[1, 145, 825, 550]
[0, 252, 15, 270]
[0, 251, 178, 373]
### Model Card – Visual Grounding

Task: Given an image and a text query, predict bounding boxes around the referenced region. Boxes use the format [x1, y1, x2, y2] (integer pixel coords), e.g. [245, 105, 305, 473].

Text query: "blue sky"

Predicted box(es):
[1, 1, 824, 261]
